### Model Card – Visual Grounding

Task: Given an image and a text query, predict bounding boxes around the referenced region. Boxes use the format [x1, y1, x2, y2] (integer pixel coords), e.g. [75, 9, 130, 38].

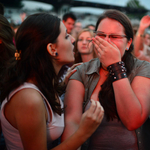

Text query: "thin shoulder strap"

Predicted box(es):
[8, 83, 53, 122]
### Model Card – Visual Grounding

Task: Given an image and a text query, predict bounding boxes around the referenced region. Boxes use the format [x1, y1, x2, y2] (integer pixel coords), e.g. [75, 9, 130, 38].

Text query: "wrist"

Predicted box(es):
[136, 31, 144, 37]
[74, 129, 89, 143]
[107, 61, 127, 82]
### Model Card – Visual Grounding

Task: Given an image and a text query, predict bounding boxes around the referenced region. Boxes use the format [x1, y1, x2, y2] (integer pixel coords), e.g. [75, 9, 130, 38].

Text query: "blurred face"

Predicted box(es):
[88, 25, 95, 31]
[77, 31, 93, 54]
[143, 34, 150, 46]
[96, 18, 132, 57]
[63, 18, 75, 34]
[55, 22, 75, 65]
[74, 22, 82, 33]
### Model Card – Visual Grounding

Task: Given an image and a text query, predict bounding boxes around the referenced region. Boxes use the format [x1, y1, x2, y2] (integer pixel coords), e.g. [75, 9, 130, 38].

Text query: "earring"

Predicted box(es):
[126, 48, 129, 51]
[55, 52, 58, 56]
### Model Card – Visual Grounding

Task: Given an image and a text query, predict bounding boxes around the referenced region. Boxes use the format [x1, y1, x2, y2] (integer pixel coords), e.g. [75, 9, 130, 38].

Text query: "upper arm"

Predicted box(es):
[13, 89, 47, 150]
[62, 79, 85, 141]
[131, 76, 150, 119]
[64, 79, 85, 123]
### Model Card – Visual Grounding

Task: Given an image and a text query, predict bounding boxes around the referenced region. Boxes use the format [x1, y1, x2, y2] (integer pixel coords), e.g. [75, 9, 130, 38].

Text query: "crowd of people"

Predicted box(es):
[0, 2, 150, 150]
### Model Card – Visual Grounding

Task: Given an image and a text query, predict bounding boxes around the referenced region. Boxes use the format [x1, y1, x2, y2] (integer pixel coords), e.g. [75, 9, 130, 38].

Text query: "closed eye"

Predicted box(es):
[97, 34, 106, 38]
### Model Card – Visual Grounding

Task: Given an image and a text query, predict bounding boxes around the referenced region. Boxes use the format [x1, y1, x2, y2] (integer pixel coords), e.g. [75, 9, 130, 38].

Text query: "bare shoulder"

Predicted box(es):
[5, 88, 46, 129]
[11, 88, 44, 108]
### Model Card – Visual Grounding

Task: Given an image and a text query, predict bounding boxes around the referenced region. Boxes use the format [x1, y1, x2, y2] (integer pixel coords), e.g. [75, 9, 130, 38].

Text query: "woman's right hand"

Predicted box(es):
[63, 63, 83, 85]
[78, 99, 104, 138]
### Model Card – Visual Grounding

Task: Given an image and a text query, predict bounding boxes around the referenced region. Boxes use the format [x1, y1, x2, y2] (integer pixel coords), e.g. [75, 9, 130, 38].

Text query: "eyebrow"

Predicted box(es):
[79, 36, 92, 38]
[96, 31, 123, 35]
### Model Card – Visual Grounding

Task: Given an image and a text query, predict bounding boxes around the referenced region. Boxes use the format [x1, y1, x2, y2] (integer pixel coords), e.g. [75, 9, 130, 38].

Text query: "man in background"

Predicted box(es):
[62, 12, 76, 34]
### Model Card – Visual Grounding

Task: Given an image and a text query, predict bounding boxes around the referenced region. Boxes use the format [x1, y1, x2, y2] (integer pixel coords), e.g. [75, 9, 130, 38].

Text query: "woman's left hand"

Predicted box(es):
[63, 63, 83, 85]
[92, 36, 121, 67]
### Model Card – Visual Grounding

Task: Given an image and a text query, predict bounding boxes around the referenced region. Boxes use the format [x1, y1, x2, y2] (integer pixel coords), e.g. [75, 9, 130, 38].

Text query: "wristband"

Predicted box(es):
[136, 31, 143, 37]
[112, 72, 127, 82]
[107, 61, 127, 82]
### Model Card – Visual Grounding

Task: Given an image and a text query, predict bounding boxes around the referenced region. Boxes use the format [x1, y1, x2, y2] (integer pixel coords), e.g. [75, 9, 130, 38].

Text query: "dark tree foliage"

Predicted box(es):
[126, 0, 147, 19]
[1, 0, 23, 8]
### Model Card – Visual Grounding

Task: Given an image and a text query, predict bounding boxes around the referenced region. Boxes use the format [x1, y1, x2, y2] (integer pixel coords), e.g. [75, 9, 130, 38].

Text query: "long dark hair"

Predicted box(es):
[0, 15, 16, 93]
[1, 13, 64, 115]
[96, 10, 134, 121]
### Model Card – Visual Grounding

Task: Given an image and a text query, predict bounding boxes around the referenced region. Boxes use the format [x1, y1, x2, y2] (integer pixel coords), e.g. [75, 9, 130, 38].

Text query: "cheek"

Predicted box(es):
[113, 42, 126, 56]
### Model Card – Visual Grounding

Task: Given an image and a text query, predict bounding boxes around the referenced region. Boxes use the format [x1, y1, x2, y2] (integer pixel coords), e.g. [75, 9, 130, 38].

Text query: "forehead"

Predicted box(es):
[66, 18, 75, 24]
[59, 22, 67, 36]
[79, 31, 92, 38]
[75, 22, 82, 26]
[97, 18, 124, 33]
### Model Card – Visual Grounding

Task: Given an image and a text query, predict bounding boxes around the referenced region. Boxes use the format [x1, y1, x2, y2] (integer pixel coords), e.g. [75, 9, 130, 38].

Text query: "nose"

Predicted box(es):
[104, 35, 109, 41]
[82, 39, 88, 44]
[104, 35, 111, 42]
[70, 35, 75, 44]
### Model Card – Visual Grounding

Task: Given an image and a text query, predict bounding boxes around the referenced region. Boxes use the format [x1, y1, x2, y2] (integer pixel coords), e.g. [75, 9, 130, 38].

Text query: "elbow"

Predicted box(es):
[126, 125, 137, 131]
[125, 122, 143, 131]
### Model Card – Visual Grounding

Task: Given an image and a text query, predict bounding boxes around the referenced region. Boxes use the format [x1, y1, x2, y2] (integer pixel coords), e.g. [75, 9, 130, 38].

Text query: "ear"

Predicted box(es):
[47, 43, 57, 56]
[126, 38, 133, 50]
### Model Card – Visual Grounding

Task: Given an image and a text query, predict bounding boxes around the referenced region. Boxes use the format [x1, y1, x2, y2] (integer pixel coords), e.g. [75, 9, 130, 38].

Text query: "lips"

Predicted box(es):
[81, 47, 87, 49]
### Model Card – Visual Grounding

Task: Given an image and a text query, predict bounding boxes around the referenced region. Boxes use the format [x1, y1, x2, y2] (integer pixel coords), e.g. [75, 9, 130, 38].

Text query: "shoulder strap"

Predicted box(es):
[8, 83, 53, 122]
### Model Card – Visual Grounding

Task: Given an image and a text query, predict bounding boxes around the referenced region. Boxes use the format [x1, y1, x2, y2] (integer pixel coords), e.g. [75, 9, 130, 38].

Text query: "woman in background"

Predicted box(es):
[74, 28, 96, 63]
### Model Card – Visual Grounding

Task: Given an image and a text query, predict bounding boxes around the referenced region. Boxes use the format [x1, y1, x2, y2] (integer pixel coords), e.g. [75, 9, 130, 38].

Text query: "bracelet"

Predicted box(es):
[136, 31, 143, 37]
[107, 61, 126, 73]
[112, 72, 127, 82]
[107, 61, 127, 82]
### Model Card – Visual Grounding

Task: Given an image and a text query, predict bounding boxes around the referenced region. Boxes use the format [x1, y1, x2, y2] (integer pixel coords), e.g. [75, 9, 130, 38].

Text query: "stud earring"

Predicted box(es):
[126, 48, 129, 51]
[55, 52, 58, 56]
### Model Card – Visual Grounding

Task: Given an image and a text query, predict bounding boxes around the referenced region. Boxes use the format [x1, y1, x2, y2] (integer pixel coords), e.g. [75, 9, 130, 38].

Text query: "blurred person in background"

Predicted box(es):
[71, 21, 83, 39]
[85, 24, 95, 31]
[62, 12, 76, 34]
[74, 28, 96, 63]
[133, 15, 150, 62]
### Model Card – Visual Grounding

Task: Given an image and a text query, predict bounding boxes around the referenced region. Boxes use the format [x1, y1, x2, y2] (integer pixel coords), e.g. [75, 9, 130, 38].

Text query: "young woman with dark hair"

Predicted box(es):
[0, 13, 104, 150]
[62, 9, 150, 150]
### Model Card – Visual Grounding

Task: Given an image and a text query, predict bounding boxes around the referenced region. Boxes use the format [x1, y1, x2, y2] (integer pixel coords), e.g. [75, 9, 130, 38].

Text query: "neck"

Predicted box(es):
[81, 53, 94, 63]
[52, 61, 63, 75]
